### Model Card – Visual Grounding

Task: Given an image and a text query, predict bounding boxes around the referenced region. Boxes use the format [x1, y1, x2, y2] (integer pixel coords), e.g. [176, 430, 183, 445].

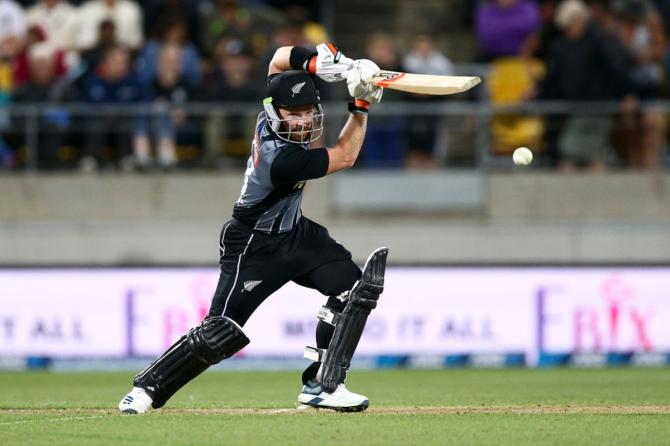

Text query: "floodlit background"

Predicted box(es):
[1, 0, 670, 371]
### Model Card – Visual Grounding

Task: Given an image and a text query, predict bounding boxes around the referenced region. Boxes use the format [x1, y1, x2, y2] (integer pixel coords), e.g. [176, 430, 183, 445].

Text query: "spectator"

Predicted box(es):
[79, 45, 146, 171]
[359, 32, 405, 168]
[143, 0, 201, 52]
[201, 38, 260, 165]
[612, 0, 666, 169]
[205, 38, 260, 105]
[0, 0, 26, 168]
[11, 42, 77, 169]
[539, 0, 632, 170]
[520, 0, 563, 167]
[402, 34, 454, 169]
[476, 0, 541, 60]
[13, 25, 68, 87]
[136, 18, 202, 87]
[138, 44, 199, 169]
[521, 0, 562, 60]
[25, 0, 80, 70]
[284, 5, 329, 45]
[198, 0, 281, 59]
[77, 0, 143, 51]
[199, 0, 252, 57]
[0, 0, 27, 59]
[258, 21, 307, 79]
[80, 19, 116, 77]
[650, 0, 670, 34]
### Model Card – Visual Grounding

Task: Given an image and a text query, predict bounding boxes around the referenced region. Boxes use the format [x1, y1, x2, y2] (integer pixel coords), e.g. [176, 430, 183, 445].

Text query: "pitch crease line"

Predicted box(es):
[0, 414, 110, 426]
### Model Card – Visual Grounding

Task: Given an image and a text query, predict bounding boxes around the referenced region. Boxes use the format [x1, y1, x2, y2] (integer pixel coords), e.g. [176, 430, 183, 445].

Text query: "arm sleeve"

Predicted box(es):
[270, 145, 329, 185]
[289, 45, 317, 71]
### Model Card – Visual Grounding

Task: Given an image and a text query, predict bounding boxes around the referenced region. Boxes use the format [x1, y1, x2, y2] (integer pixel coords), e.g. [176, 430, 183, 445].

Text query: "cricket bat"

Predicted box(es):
[364, 71, 481, 95]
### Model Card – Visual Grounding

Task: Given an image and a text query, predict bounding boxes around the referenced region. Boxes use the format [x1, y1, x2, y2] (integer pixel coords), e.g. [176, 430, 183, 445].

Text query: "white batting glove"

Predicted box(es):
[345, 59, 383, 105]
[310, 43, 354, 82]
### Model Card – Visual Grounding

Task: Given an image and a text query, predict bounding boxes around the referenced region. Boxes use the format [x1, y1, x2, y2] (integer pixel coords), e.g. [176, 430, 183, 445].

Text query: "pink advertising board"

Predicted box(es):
[1, 268, 668, 364]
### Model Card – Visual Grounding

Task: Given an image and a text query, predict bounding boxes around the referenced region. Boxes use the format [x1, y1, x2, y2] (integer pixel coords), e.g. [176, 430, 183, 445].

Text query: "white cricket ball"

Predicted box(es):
[512, 147, 533, 166]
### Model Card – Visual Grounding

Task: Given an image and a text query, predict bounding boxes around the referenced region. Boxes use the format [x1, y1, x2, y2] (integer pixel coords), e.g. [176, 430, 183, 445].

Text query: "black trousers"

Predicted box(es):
[208, 217, 361, 380]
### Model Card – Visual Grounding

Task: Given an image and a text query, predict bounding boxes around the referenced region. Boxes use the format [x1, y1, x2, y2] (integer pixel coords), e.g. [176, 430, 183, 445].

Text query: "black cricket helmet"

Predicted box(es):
[263, 71, 324, 143]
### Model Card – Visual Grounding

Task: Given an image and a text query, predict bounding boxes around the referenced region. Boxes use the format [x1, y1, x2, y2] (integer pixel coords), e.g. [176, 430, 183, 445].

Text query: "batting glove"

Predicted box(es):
[307, 43, 354, 83]
[345, 59, 383, 105]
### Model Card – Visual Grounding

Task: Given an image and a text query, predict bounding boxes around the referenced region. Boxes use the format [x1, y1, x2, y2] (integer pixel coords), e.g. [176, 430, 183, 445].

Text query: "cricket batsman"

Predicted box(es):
[119, 43, 388, 413]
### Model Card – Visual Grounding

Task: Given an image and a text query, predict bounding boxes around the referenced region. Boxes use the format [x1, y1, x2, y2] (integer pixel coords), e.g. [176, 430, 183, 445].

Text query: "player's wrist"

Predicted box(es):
[354, 98, 370, 109]
[348, 100, 370, 116]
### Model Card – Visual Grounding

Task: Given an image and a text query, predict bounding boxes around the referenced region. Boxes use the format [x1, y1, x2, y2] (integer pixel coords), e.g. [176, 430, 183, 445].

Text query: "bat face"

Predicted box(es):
[364, 71, 481, 96]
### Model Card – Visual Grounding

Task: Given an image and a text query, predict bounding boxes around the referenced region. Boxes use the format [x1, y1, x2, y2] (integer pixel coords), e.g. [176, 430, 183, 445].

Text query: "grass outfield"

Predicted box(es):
[1, 368, 669, 445]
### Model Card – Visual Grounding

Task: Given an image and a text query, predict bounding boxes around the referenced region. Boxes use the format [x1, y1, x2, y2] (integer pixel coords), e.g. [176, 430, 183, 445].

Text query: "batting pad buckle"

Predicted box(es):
[317, 306, 341, 326]
[304, 346, 326, 362]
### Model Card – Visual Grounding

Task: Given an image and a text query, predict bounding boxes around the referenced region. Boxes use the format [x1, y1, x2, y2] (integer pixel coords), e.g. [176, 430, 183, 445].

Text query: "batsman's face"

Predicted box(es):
[277, 105, 315, 143]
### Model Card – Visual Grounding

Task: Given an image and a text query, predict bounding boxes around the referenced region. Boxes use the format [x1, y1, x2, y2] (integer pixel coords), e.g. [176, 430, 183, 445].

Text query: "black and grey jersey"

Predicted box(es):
[232, 113, 330, 234]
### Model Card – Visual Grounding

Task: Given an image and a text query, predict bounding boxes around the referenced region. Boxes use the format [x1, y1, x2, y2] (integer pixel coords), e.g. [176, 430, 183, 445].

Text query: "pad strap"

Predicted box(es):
[317, 305, 341, 326]
[304, 346, 327, 362]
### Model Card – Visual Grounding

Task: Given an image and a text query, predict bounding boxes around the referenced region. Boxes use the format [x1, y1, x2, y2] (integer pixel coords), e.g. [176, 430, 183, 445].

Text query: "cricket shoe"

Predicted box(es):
[118, 387, 153, 414]
[298, 380, 369, 412]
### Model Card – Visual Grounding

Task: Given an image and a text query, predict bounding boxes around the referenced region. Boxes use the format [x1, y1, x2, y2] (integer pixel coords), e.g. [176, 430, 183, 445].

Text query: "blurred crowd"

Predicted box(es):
[476, 0, 670, 170]
[0, 0, 669, 171]
[0, 0, 328, 171]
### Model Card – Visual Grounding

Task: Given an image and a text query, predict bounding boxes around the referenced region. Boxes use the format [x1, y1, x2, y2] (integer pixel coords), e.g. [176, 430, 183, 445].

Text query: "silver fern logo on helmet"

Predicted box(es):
[291, 82, 306, 97]
[263, 97, 324, 144]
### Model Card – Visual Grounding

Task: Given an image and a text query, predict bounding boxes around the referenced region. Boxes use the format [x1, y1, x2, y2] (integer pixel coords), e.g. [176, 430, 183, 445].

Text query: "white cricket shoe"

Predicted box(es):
[118, 387, 153, 414]
[298, 380, 369, 412]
